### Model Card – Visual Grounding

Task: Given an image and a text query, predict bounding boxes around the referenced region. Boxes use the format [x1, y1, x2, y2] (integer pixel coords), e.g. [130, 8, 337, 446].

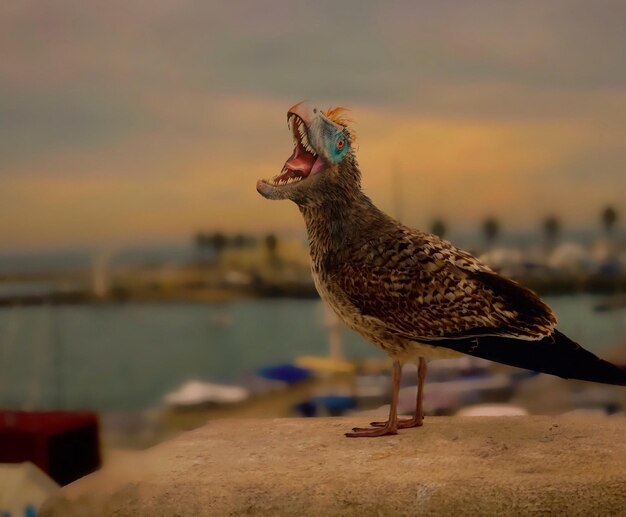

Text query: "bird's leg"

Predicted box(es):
[370, 357, 427, 429]
[400, 357, 427, 428]
[346, 360, 401, 437]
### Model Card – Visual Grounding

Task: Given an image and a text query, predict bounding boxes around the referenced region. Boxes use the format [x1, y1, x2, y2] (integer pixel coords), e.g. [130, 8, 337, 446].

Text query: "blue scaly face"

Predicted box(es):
[310, 113, 351, 166]
[307, 110, 350, 165]
[329, 131, 349, 164]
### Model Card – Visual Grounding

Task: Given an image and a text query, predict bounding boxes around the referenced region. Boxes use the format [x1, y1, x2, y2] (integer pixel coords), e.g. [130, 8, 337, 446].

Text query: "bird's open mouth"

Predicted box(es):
[264, 113, 324, 187]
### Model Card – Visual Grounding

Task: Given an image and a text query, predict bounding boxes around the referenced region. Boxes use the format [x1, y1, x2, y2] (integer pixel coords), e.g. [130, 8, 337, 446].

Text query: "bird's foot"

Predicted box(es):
[369, 417, 423, 429]
[346, 423, 398, 438]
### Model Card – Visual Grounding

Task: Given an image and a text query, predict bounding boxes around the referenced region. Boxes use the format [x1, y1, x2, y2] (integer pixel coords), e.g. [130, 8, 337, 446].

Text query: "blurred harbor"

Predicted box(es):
[2, 216, 625, 485]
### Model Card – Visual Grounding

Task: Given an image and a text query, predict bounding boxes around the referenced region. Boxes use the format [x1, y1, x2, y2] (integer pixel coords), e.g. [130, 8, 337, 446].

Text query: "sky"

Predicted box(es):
[2, 0, 626, 251]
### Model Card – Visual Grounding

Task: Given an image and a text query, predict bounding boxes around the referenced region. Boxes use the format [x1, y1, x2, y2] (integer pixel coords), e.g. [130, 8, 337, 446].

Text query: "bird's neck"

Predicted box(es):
[299, 189, 386, 271]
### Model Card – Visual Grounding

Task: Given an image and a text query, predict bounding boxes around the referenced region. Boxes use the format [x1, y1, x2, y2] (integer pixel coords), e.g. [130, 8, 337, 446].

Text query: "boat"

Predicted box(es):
[456, 404, 528, 416]
[256, 364, 312, 385]
[164, 380, 249, 410]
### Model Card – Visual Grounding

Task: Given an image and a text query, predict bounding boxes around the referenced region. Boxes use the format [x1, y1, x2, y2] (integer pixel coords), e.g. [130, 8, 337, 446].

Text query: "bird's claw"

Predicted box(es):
[345, 425, 398, 437]
[369, 418, 423, 429]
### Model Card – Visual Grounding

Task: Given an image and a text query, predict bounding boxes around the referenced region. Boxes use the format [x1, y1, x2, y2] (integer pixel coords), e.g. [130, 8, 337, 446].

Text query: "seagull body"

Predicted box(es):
[257, 101, 626, 437]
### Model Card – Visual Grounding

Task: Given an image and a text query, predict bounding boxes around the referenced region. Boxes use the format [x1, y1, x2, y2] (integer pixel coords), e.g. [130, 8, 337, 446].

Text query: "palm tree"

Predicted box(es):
[482, 217, 500, 246]
[265, 234, 279, 266]
[602, 206, 618, 234]
[430, 219, 447, 239]
[543, 215, 560, 247]
[212, 232, 228, 261]
[232, 234, 247, 248]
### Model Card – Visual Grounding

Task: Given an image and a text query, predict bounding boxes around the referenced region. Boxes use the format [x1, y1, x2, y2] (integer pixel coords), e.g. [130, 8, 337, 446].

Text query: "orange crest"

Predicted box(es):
[323, 106, 356, 142]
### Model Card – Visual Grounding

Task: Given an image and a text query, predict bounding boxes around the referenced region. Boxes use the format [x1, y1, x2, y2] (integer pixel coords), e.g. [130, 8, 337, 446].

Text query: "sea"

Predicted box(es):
[0, 296, 625, 412]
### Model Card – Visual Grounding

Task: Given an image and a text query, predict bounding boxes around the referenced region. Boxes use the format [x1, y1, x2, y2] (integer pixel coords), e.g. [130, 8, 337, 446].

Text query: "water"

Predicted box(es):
[0, 296, 624, 412]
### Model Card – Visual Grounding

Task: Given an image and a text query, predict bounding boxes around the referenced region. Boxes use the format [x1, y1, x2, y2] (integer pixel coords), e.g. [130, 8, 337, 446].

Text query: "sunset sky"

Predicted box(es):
[2, 1, 626, 251]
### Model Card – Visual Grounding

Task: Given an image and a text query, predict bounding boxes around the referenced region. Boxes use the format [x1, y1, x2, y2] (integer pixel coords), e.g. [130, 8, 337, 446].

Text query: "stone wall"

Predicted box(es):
[41, 416, 626, 516]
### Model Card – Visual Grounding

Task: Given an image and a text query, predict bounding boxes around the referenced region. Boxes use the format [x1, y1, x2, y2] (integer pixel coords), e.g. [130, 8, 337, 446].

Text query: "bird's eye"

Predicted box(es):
[336, 137, 345, 151]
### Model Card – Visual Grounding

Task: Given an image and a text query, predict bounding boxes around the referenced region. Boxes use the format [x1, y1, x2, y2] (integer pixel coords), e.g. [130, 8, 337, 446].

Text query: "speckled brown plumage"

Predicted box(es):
[257, 101, 626, 436]
[300, 183, 558, 359]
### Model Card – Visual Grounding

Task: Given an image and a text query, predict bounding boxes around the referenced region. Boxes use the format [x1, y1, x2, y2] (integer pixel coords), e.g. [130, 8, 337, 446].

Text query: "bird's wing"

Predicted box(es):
[338, 232, 557, 342]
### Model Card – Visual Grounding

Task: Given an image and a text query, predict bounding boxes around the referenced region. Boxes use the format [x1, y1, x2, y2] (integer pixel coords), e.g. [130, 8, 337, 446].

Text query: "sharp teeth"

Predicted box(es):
[286, 115, 317, 156]
[284, 115, 318, 169]
[267, 172, 307, 187]
[299, 128, 316, 155]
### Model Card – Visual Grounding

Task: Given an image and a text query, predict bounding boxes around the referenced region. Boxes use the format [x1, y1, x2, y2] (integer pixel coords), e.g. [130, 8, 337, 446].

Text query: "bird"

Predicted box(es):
[256, 101, 626, 438]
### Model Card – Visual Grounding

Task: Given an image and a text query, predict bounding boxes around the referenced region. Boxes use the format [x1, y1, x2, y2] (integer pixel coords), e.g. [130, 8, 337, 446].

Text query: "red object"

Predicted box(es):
[0, 410, 101, 486]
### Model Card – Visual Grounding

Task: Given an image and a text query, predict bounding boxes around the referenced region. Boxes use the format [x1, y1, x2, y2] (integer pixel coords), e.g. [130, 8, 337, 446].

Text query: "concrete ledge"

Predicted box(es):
[41, 416, 626, 516]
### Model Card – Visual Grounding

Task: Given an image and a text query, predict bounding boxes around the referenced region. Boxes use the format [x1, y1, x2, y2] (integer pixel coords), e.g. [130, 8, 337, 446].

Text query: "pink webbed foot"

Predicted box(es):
[345, 423, 398, 438]
[364, 357, 428, 432]
[369, 417, 423, 429]
[345, 360, 403, 438]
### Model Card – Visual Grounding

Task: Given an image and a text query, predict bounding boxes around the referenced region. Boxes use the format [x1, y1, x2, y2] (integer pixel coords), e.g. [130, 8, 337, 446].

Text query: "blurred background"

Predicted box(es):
[2, 1, 626, 454]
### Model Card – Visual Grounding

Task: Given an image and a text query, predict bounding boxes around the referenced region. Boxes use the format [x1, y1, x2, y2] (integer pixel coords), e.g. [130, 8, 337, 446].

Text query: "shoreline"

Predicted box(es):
[0, 279, 625, 307]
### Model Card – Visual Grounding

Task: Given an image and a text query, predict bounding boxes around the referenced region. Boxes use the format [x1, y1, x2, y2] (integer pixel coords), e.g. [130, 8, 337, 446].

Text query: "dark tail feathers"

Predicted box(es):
[427, 330, 626, 386]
